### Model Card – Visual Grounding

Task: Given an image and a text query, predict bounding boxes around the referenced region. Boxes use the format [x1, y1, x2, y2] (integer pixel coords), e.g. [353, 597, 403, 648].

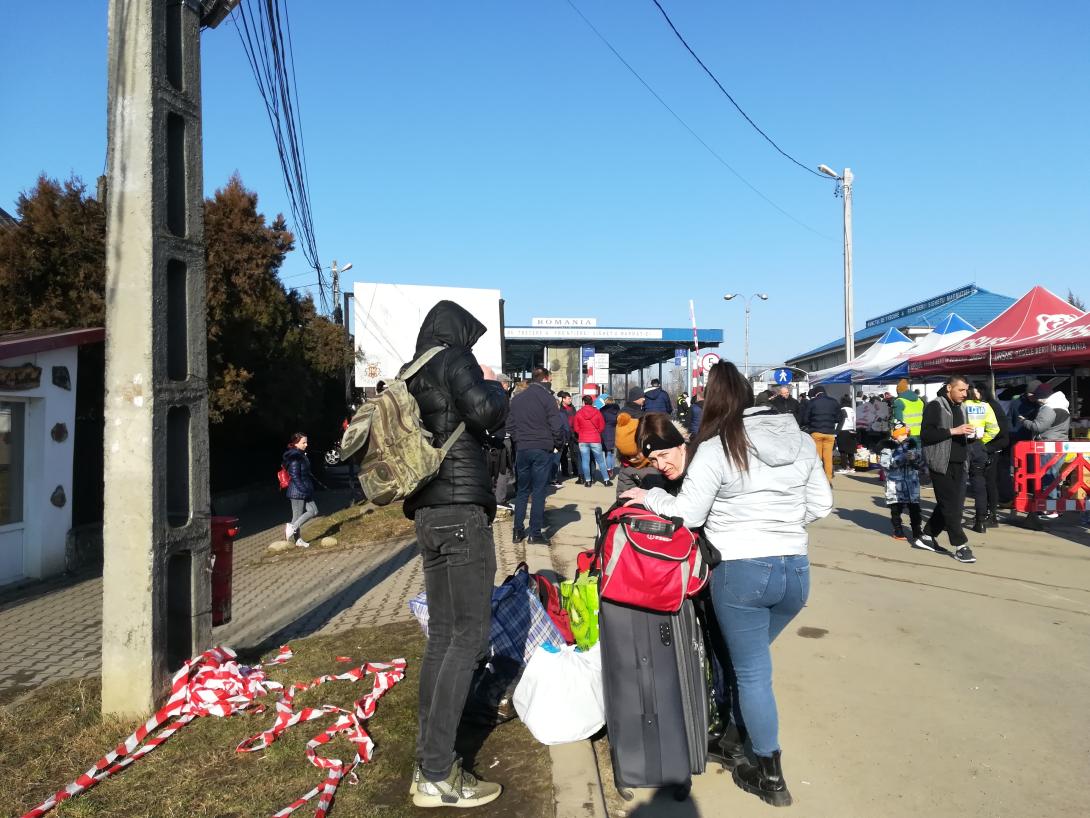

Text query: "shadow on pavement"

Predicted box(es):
[242, 538, 419, 658]
[546, 503, 584, 538]
[627, 788, 702, 817]
[833, 506, 895, 536]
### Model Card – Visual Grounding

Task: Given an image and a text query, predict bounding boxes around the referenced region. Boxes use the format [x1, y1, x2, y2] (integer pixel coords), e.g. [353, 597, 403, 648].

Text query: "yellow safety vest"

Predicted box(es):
[897, 396, 925, 436]
[963, 399, 1000, 444]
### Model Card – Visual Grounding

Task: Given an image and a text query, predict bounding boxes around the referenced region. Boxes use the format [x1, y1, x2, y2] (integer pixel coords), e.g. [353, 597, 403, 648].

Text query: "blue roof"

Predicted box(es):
[787, 285, 1015, 363]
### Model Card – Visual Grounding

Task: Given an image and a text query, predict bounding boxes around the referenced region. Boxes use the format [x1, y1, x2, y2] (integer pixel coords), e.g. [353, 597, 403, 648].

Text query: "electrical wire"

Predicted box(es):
[563, 0, 833, 240]
[233, 0, 327, 310]
[648, 0, 826, 179]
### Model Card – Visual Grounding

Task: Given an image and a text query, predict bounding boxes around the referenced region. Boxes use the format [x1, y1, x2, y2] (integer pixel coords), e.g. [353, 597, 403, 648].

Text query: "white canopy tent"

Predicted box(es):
[808, 328, 915, 385]
[852, 314, 977, 384]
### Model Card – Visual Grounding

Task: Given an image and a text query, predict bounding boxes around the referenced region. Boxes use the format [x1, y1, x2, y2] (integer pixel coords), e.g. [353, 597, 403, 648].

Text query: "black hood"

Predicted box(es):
[415, 300, 488, 354]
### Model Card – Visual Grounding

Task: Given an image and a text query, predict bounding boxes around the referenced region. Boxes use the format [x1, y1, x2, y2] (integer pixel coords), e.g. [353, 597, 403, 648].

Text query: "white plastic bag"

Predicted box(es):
[513, 642, 604, 745]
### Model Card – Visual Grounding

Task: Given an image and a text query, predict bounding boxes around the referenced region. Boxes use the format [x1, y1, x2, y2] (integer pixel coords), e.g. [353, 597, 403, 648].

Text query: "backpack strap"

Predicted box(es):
[439, 422, 466, 455]
[400, 344, 466, 454]
[399, 345, 446, 381]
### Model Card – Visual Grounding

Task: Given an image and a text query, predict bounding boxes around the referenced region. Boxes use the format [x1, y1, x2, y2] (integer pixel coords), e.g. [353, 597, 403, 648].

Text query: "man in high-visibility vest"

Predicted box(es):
[963, 388, 1001, 532]
[892, 379, 926, 445]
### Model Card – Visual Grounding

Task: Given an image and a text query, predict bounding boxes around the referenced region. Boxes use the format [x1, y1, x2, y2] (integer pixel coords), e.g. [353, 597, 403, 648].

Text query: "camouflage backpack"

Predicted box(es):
[340, 346, 464, 505]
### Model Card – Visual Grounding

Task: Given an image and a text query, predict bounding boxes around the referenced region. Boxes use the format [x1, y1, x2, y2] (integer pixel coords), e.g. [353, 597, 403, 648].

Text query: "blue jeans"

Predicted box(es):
[578, 442, 609, 483]
[604, 448, 615, 474]
[711, 554, 810, 757]
[514, 448, 552, 537]
[414, 505, 496, 781]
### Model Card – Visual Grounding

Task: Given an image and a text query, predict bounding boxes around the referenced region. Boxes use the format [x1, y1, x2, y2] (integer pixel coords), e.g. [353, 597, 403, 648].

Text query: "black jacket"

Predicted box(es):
[801, 394, 840, 435]
[770, 395, 800, 418]
[403, 300, 509, 520]
[600, 403, 620, 450]
[509, 381, 567, 452]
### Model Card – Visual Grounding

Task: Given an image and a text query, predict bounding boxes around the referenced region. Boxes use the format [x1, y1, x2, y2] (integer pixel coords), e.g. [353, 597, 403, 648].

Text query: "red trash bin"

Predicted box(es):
[210, 516, 239, 626]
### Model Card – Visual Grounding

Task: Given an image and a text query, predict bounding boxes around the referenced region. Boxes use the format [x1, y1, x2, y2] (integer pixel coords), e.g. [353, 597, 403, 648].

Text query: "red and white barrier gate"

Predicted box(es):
[1012, 440, 1090, 514]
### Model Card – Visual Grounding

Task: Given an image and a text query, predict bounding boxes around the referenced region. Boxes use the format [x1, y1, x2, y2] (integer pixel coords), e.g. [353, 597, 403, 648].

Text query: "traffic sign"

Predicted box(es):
[700, 352, 721, 371]
[773, 368, 793, 384]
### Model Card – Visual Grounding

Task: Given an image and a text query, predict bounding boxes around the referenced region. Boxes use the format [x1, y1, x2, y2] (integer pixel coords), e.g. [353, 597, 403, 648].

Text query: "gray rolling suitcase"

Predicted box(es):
[599, 596, 709, 800]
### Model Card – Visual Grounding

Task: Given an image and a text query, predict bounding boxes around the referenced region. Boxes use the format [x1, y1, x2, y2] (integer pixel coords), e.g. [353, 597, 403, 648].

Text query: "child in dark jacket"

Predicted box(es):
[877, 420, 923, 543]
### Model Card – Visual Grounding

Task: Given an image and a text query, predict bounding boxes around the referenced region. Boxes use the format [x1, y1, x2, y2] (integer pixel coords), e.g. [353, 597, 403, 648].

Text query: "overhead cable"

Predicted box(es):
[563, 0, 833, 240]
[648, 0, 826, 179]
[233, 0, 327, 310]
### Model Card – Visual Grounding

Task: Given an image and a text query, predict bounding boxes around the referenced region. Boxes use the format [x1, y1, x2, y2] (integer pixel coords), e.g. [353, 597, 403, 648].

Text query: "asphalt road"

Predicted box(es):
[550, 473, 1090, 818]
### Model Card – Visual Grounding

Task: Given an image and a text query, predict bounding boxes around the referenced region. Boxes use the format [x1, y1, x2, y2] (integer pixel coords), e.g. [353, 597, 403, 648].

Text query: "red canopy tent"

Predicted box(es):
[990, 309, 1090, 370]
[908, 286, 1082, 376]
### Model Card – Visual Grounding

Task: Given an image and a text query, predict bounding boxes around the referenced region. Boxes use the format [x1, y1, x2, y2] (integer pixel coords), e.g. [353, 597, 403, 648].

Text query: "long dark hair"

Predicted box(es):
[691, 361, 753, 473]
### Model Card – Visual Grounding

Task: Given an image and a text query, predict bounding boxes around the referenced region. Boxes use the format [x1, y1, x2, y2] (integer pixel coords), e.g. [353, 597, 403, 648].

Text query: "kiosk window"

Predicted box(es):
[0, 402, 25, 525]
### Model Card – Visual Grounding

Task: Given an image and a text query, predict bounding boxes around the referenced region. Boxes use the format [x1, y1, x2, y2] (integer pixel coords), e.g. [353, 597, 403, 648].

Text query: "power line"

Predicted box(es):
[233, 0, 327, 310]
[648, 0, 826, 179]
[563, 0, 833, 240]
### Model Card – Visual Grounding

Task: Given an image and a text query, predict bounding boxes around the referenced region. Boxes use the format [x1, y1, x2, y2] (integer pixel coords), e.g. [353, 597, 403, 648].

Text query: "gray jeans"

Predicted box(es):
[290, 499, 318, 534]
[414, 504, 496, 781]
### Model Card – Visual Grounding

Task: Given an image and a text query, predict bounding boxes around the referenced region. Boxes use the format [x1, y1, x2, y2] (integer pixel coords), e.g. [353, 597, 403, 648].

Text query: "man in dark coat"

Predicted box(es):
[801, 385, 840, 481]
[403, 300, 508, 807]
[770, 386, 800, 418]
[508, 368, 568, 544]
[642, 378, 673, 414]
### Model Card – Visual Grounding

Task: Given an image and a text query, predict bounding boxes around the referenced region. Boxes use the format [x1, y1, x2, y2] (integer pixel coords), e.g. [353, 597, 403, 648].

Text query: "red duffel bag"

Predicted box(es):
[593, 504, 708, 613]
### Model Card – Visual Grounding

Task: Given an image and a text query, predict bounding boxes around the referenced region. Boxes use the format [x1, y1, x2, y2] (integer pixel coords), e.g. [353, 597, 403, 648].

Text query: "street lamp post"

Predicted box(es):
[723, 293, 769, 378]
[818, 164, 855, 364]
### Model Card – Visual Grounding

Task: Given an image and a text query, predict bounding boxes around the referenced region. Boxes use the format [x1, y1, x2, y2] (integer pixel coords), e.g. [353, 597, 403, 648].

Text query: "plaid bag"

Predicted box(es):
[407, 564, 565, 665]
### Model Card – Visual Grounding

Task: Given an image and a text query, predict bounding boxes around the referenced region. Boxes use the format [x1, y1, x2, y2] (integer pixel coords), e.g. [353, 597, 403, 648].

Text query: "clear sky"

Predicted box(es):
[2, 1, 1088, 368]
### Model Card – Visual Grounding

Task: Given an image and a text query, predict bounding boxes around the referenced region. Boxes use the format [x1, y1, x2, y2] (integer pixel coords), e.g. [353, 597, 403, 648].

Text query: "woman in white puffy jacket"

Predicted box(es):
[622, 361, 832, 808]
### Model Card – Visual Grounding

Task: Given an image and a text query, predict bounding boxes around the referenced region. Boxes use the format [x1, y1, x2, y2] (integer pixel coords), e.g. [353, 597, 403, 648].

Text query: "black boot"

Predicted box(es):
[970, 516, 987, 534]
[733, 749, 792, 807]
[986, 510, 999, 527]
[708, 722, 748, 770]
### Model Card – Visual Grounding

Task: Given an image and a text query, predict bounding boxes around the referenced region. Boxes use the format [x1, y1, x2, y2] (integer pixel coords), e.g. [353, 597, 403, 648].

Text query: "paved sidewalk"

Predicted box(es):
[0, 484, 527, 700]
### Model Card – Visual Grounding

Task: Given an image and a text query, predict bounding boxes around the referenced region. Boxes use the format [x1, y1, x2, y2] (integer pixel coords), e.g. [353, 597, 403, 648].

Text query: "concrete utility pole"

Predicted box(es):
[101, 0, 233, 717]
[331, 259, 353, 407]
[818, 164, 855, 365]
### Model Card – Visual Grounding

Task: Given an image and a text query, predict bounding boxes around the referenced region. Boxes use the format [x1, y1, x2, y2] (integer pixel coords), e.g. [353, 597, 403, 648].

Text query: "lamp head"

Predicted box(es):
[723, 293, 738, 301]
[818, 164, 840, 179]
[757, 293, 769, 300]
[340, 262, 353, 273]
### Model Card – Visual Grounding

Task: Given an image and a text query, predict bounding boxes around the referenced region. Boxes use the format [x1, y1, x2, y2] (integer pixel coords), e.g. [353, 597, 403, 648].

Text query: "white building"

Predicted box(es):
[0, 328, 103, 586]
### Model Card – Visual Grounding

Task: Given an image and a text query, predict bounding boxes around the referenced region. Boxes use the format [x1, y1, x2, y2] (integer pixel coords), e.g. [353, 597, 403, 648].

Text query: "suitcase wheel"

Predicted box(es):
[673, 782, 691, 801]
[617, 786, 634, 802]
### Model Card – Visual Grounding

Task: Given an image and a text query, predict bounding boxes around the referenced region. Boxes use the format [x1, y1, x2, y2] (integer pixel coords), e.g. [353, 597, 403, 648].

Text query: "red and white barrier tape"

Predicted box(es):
[22, 647, 405, 818]
[239, 658, 407, 818]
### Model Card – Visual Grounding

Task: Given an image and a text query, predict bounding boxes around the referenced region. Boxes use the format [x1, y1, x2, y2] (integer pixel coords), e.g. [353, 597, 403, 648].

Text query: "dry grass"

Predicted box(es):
[302, 502, 416, 545]
[1, 621, 552, 818]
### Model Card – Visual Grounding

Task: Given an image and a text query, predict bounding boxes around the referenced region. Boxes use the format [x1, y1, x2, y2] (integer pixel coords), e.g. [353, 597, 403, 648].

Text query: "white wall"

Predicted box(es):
[0, 346, 78, 583]
[353, 283, 503, 388]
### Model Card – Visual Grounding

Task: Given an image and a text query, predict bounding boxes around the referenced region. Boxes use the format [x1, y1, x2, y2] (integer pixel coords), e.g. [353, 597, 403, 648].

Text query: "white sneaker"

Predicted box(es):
[912, 535, 938, 552]
[296, 538, 310, 548]
[284, 523, 294, 541]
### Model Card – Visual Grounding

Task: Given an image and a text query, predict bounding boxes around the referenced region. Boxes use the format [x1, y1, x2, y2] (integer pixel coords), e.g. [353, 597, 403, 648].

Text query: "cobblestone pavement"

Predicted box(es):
[0, 484, 527, 699]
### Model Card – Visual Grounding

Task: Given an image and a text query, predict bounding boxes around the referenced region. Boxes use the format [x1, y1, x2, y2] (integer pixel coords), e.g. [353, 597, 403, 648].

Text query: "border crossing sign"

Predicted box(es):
[773, 368, 793, 384]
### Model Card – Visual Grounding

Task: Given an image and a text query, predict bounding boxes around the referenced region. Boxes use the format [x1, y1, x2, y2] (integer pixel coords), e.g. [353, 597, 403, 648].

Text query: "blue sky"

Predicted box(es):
[2, 1, 1088, 367]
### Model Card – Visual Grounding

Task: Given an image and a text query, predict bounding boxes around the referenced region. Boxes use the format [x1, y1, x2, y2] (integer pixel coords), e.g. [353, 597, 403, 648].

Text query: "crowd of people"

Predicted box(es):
[277, 299, 1078, 809]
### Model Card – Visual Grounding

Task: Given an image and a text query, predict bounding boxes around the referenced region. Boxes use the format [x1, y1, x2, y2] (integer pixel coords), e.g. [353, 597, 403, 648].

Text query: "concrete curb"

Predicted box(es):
[524, 528, 609, 818]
